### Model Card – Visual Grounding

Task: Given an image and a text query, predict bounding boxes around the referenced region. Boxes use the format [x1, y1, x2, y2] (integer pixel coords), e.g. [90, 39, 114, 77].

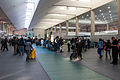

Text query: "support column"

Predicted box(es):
[5, 24, 7, 33]
[118, 0, 120, 35]
[76, 16, 79, 36]
[3, 23, 5, 32]
[106, 23, 109, 31]
[54, 25, 57, 38]
[59, 24, 62, 37]
[90, 9, 95, 37]
[66, 20, 69, 38]
[1, 22, 3, 31]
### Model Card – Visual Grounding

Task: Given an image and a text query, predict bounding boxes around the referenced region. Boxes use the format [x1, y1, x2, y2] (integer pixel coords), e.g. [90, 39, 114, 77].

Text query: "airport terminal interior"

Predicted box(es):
[0, 0, 120, 80]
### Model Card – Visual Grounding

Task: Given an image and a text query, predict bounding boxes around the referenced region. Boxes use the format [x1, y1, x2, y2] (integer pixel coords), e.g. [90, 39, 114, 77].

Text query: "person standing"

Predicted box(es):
[76, 38, 83, 60]
[111, 37, 118, 65]
[18, 38, 25, 56]
[105, 40, 111, 60]
[25, 37, 33, 61]
[97, 39, 103, 59]
[1, 38, 4, 50]
[67, 40, 71, 52]
[118, 39, 120, 60]
[3, 37, 8, 51]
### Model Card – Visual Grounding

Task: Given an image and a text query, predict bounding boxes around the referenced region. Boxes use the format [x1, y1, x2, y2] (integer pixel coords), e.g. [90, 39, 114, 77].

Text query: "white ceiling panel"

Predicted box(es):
[30, 0, 113, 29]
[0, 0, 27, 29]
[0, 0, 39, 29]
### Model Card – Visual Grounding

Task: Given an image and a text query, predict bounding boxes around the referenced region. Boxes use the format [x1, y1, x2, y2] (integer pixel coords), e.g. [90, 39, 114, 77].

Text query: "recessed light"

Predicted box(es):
[108, 6, 111, 9]
[109, 11, 111, 13]
[99, 10, 102, 12]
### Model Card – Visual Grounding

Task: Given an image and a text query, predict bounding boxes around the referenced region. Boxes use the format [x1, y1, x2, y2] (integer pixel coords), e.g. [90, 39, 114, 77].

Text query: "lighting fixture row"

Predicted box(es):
[80, 6, 114, 22]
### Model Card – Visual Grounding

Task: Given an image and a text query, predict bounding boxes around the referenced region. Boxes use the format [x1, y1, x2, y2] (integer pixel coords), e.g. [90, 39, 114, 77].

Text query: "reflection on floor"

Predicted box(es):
[0, 46, 50, 80]
[34, 45, 110, 80]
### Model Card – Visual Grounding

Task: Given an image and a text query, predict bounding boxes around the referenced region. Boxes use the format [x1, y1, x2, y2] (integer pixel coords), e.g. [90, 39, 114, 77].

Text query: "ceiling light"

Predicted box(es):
[78, 0, 91, 2]
[109, 11, 111, 13]
[68, 7, 76, 11]
[60, 6, 67, 10]
[99, 10, 102, 12]
[108, 6, 111, 9]
[87, 14, 89, 17]
[70, 0, 76, 1]
[50, 14, 67, 16]
[26, 3, 34, 10]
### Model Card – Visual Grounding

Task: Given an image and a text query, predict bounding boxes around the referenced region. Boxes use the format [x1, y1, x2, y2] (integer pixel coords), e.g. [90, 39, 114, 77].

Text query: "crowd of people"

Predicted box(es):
[1, 37, 33, 61]
[0, 36, 120, 65]
[97, 37, 120, 65]
[35, 36, 91, 60]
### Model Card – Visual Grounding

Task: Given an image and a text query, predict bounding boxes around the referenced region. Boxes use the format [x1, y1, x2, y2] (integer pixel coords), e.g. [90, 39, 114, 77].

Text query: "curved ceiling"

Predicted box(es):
[0, 0, 39, 29]
[29, 0, 113, 29]
[0, 0, 114, 30]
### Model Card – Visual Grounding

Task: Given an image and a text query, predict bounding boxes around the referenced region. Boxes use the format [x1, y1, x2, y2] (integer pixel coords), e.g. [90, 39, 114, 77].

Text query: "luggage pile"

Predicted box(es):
[29, 48, 36, 60]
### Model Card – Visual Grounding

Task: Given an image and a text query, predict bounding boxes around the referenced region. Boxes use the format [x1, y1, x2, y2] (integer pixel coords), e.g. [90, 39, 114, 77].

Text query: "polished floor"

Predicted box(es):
[0, 45, 119, 80]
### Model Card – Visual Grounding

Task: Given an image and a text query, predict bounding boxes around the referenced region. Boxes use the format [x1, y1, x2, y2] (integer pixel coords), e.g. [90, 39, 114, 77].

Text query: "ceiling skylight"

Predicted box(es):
[24, 0, 39, 29]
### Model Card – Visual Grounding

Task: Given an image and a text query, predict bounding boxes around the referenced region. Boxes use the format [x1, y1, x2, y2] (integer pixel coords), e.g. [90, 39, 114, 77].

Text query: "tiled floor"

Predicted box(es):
[33, 45, 111, 80]
[57, 44, 120, 80]
[0, 46, 50, 80]
[0, 44, 119, 80]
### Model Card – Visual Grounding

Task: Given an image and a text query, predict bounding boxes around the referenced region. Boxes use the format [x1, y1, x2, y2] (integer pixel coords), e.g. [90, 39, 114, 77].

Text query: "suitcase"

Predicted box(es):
[70, 51, 77, 60]
[29, 48, 36, 59]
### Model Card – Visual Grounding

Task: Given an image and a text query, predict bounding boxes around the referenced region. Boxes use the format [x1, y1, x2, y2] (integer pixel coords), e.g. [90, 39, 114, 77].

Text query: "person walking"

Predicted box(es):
[1, 38, 4, 50]
[25, 37, 33, 61]
[18, 38, 25, 56]
[3, 37, 8, 51]
[97, 39, 103, 59]
[76, 38, 83, 60]
[111, 37, 118, 65]
[105, 40, 111, 60]
[13, 37, 19, 55]
[67, 40, 71, 52]
[118, 39, 120, 60]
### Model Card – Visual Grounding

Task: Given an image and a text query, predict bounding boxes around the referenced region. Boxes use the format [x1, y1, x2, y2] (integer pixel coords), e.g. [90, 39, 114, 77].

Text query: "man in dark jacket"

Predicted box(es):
[3, 37, 8, 51]
[111, 37, 118, 65]
[76, 38, 83, 60]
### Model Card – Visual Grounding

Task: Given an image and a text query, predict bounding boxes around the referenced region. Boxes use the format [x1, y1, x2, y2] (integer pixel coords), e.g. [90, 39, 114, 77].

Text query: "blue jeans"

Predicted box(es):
[26, 50, 31, 60]
[19, 46, 24, 55]
[97, 48, 103, 57]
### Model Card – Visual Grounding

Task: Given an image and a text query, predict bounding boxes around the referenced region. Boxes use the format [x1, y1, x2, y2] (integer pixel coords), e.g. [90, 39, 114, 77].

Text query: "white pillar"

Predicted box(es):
[54, 25, 57, 37]
[118, 0, 120, 35]
[66, 20, 69, 37]
[59, 24, 62, 37]
[90, 9, 95, 37]
[106, 23, 109, 31]
[76, 16, 79, 36]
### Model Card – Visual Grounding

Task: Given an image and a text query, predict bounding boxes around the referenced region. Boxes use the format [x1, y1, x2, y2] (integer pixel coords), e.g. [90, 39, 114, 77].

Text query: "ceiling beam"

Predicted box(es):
[53, 5, 91, 9]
